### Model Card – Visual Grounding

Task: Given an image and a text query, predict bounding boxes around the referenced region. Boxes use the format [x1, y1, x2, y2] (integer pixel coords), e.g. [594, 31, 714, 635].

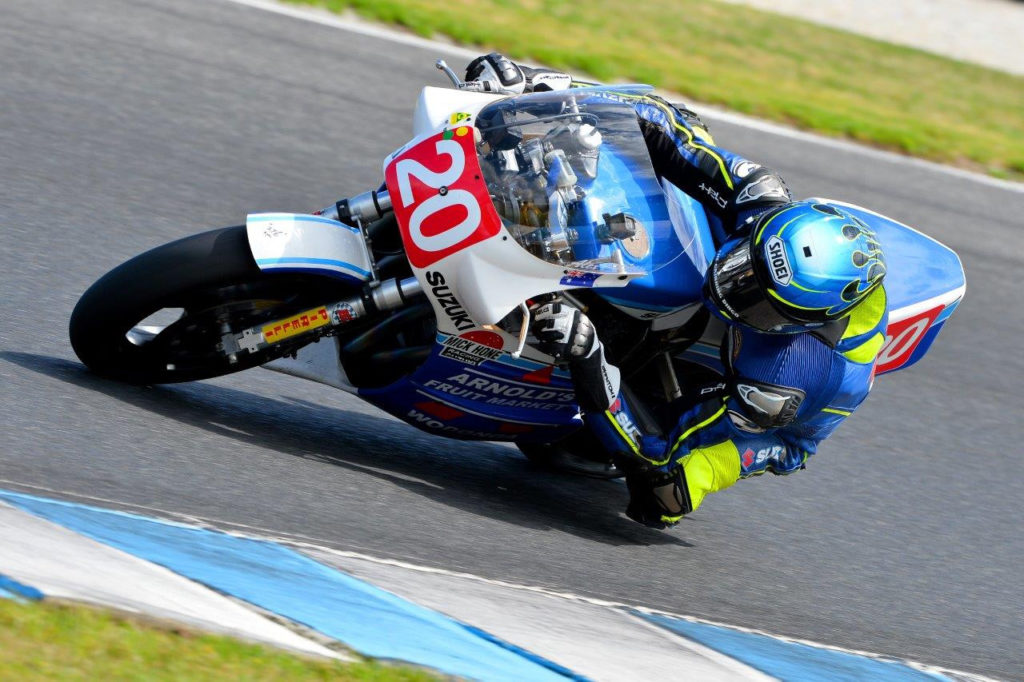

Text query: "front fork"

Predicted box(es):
[219, 189, 421, 363]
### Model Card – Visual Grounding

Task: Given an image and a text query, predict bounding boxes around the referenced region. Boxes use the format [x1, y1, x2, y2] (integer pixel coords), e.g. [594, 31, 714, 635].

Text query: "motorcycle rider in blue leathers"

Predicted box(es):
[466, 54, 889, 528]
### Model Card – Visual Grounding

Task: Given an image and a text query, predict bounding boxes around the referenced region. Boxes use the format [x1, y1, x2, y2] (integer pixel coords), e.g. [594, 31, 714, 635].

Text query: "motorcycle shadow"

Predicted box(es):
[3, 352, 691, 547]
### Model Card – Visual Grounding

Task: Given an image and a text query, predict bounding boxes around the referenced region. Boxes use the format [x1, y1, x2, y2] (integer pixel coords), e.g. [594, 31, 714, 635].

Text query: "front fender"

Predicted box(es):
[246, 213, 373, 284]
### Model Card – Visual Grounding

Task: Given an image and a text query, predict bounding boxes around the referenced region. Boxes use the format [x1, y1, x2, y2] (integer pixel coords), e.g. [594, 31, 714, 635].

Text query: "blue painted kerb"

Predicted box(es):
[0, 574, 44, 601]
[0, 490, 572, 682]
[638, 611, 953, 682]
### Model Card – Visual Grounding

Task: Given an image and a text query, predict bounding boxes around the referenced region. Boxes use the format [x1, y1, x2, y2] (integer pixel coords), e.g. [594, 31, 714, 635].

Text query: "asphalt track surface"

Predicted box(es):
[1, 1, 1021, 679]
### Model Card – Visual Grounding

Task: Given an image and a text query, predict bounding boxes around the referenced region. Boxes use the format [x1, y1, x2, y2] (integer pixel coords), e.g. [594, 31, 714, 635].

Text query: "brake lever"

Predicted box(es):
[436, 59, 499, 93]
[436, 59, 465, 88]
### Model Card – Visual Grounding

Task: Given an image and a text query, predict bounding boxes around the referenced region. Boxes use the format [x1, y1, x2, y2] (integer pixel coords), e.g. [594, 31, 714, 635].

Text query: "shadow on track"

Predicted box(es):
[2, 352, 691, 548]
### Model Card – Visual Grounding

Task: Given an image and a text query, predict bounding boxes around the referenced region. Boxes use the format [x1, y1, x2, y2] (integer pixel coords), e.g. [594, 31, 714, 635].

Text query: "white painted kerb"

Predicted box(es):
[0, 501, 341, 659]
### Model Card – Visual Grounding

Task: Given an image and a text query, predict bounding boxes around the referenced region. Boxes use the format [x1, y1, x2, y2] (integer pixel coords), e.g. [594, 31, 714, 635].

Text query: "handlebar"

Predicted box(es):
[436, 59, 510, 94]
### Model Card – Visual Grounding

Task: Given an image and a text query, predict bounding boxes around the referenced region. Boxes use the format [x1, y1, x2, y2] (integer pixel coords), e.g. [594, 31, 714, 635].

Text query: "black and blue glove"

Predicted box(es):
[624, 465, 693, 529]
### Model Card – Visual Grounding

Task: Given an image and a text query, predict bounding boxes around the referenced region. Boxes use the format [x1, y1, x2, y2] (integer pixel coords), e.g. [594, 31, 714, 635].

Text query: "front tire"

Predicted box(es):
[70, 225, 347, 384]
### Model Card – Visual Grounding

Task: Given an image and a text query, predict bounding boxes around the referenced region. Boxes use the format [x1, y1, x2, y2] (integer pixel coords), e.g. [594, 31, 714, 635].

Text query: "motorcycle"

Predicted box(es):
[69, 61, 966, 475]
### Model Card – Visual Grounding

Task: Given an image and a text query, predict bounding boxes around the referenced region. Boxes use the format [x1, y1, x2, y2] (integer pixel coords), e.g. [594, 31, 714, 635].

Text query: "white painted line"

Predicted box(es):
[219, 0, 1024, 194]
[0, 479, 999, 682]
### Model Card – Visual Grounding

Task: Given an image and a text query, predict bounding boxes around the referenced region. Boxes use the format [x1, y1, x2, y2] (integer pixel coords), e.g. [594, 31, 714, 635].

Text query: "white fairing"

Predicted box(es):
[262, 337, 358, 393]
[388, 92, 645, 332]
[428, 228, 638, 332]
[246, 213, 373, 282]
[412, 86, 503, 138]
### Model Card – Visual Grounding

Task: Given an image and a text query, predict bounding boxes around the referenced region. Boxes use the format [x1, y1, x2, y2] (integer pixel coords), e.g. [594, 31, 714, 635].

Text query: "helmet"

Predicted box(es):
[703, 201, 886, 334]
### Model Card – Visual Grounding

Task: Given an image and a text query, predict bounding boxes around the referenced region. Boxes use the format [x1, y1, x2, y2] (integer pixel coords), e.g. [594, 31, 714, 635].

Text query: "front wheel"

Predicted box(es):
[70, 225, 349, 384]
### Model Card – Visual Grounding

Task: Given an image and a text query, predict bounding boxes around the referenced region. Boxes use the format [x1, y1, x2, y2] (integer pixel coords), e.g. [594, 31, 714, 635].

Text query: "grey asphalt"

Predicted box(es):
[1, 0, 1021, 679]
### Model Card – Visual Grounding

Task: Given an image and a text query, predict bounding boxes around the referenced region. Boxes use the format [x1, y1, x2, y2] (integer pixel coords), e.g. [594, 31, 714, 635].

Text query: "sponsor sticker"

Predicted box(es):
[609, 399, 642, 443]
[559, 270, 600, 288]
[333, 302, 356, 324]
[263, 307, 330, 344]
[741, 444, 784, 469]
[439, 332, 505, 366]
[405, 408, 516, 440]
[425, 271, 474, 331]
[421, 372, 576, 411]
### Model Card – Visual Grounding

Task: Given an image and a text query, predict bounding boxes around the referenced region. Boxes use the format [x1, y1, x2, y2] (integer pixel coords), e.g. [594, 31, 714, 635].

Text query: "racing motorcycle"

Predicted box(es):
[69, 61, 966, 475]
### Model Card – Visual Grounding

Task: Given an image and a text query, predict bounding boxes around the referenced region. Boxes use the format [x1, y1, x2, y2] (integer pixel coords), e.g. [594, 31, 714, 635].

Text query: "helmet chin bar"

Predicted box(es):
[705, 238, 806, 334]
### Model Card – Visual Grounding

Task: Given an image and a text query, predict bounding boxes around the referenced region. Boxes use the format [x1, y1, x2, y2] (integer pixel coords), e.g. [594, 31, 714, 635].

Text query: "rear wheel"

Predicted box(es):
[69, 225, 351, 384]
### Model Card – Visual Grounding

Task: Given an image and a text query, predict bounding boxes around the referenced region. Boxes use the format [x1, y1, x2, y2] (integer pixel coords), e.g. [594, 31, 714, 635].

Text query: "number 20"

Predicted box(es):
[395, 139, 481, 253]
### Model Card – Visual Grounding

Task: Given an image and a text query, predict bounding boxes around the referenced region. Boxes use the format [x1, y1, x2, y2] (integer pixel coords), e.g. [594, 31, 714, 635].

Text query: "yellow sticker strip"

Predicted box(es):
[262, 306, 330, 344]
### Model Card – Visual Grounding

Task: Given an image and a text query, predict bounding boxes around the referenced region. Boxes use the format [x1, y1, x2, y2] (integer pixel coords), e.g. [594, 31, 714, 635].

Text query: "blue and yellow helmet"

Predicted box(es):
[703, 201, 886, 333]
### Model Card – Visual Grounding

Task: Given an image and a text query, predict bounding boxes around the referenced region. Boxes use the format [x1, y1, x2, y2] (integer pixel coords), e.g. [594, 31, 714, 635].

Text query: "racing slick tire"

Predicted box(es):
[70, 225, 348, 385]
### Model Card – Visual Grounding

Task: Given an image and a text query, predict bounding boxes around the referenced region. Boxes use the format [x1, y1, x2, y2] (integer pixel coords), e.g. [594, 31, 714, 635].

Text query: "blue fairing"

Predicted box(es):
[359, 335, 584, 443]
[596, 179, 714, 312]
[824, 202, 965, 314]
[545, 134, 710, 312]
[813, 200, 965, 373]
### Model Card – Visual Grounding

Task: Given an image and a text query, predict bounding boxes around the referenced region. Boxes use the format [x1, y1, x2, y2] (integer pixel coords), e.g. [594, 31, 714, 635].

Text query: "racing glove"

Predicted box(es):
[624, 465, 693, 529]
[531, 301, 594, 360]
[530, 301, 619, 412]
[623, 441, 741, 528]
[465, 53, 572, 94]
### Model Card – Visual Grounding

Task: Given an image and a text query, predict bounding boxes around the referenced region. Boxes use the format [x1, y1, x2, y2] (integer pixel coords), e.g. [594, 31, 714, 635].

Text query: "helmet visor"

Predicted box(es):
[707, 239, 795, 332]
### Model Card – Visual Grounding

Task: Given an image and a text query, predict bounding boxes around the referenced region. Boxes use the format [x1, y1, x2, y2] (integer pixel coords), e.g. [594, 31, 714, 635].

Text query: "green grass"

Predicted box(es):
[0, 598, 438, 681]
[290, 0, 1024, 181]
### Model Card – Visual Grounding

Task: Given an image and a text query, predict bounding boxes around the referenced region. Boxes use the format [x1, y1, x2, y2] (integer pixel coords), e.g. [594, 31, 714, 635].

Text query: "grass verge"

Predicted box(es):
[0, 598, 437, 681]
[289, 0, 1024, 181]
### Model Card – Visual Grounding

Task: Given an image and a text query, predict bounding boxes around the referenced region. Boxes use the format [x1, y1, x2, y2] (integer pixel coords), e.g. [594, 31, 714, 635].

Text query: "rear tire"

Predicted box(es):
[70, 225, 348, 384]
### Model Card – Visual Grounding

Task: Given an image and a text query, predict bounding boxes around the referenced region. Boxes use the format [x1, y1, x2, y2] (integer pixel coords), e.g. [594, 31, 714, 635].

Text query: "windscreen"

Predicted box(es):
[474, 86, 677, 276]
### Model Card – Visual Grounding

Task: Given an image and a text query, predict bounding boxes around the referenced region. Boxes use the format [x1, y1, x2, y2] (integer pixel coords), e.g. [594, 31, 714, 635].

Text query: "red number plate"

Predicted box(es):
[384, 127, 502, 269]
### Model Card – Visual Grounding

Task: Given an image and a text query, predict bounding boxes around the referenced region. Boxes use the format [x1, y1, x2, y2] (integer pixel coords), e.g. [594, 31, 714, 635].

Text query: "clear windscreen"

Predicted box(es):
[474, 86, 676, 276]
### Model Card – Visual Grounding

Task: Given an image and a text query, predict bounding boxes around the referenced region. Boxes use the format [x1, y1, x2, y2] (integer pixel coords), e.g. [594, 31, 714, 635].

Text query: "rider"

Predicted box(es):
[465, 54, 888, 528]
